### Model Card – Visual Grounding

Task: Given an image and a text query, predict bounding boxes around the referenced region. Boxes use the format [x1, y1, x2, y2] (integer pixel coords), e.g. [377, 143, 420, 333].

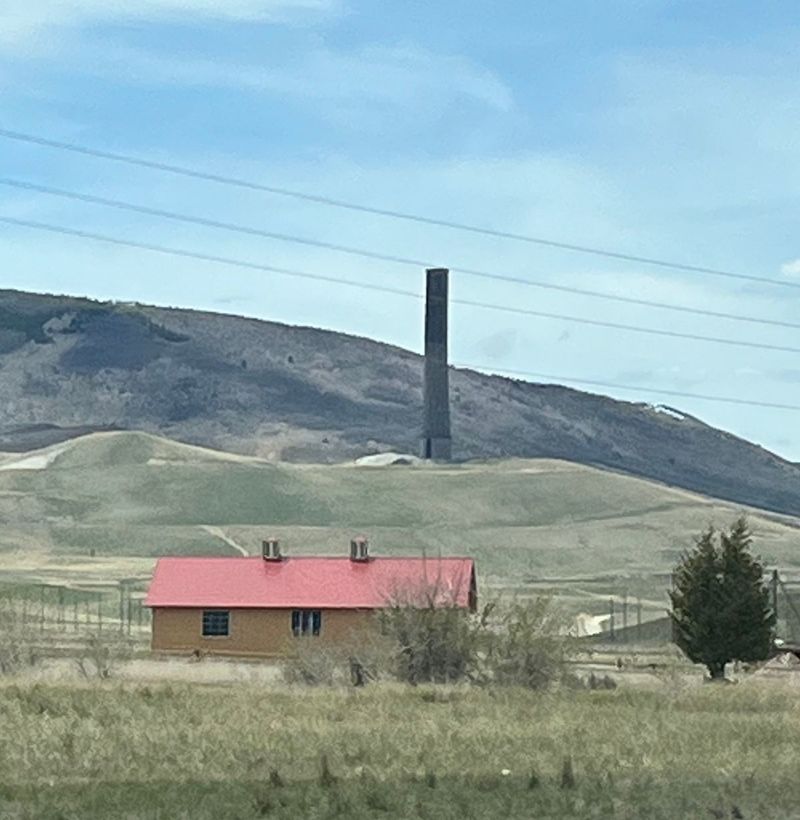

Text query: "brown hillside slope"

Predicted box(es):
[0, 288, 798, 515]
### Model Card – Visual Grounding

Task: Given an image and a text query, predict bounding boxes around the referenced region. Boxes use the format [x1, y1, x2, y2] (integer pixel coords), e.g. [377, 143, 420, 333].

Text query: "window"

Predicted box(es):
[291, 609, 321, 637]
[202, 610, 230, 637]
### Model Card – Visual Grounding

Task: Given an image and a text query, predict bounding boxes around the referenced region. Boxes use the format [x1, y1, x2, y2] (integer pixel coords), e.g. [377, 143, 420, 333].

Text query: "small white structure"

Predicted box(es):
[571, 612, 612, 638]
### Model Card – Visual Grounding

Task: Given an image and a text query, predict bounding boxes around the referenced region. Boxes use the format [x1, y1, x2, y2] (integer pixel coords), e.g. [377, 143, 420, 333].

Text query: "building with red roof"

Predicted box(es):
[146, 538, 477, 657]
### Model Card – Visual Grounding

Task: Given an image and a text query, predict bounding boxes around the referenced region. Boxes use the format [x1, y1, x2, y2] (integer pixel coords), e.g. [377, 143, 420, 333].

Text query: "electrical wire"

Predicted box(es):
[1, 127, 796, 291]
[2, 214, 800, 355]
[4, 177, 800, 330]
[1, 212, 798, 413]
[0, 216, 422, 301]
[453, 364, 800, 412]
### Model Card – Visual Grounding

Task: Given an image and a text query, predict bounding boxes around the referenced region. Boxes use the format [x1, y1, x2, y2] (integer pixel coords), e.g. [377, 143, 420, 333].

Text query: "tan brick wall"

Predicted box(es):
[151, 607, 374, 657]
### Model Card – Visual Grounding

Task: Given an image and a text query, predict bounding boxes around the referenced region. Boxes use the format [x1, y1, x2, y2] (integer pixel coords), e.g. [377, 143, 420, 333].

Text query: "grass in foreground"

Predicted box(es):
[0, 680, 798, 819]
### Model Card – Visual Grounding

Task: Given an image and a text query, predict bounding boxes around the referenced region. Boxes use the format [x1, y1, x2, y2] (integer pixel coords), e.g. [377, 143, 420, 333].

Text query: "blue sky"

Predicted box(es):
[2, 1, 800, 459]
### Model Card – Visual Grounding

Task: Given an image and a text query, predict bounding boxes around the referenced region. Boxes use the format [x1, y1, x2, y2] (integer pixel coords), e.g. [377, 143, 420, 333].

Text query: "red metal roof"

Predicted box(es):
[145, 556, 476, 610]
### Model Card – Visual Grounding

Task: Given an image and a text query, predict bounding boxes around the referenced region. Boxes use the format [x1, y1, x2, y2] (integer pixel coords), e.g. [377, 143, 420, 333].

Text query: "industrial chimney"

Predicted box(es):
[420, 267, 451, 460]
[349, 536, 369, 562]
[262, 537, 282, 561]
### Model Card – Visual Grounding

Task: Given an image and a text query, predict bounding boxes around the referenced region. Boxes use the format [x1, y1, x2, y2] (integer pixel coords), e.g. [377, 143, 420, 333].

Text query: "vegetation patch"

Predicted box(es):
[0, 307, 53, 351]
[0, 682, 797, 818]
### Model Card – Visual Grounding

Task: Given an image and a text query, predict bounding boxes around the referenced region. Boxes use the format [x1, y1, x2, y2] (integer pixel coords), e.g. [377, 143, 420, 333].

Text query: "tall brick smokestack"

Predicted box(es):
[420, 267, 451, 460]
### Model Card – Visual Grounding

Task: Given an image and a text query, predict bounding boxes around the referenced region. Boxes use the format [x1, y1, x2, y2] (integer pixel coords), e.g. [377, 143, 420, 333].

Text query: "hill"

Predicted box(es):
[1, 289, 799, 515]
[2, 431, 799, 620]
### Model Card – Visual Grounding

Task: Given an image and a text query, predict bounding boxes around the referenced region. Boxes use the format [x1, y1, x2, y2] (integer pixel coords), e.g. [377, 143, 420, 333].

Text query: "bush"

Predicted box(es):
[488, 598, 570, 690]
[379, 605, 481, 684]
[281, 642, 347, 686]
[281, 630, 394, 686]
[282, 578, 569, 689]
[74, 633, 132, 680]
[377, 586, 568, 688]
[377, 597, 489, 685]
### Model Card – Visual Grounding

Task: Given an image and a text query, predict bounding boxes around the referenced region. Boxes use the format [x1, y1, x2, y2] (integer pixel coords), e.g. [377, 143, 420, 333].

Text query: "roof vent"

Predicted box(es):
[262, 538, 282, 561]
[350, 536, 369, 562]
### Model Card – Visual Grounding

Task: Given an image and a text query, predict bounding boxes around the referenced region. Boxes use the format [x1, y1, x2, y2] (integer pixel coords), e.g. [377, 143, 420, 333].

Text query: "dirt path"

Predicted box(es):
[200, 526, 249, 556]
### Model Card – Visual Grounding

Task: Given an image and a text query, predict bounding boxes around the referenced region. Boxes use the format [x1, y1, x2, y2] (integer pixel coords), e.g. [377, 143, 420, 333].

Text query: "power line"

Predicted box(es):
[2, 215, 800, 356]
[454, 363, 800, 412]
[1, 127, 796, 292]
[1, 214, 797, 413]
[5, 177, 800, 331]
[0, 216, 423, 301]
[0, 178, 435, 276]
[449, 297, 800, 354]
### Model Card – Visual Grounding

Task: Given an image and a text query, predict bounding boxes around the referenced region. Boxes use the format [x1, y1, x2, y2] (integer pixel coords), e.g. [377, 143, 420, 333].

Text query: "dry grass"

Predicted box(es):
[0, 678, 798, 818]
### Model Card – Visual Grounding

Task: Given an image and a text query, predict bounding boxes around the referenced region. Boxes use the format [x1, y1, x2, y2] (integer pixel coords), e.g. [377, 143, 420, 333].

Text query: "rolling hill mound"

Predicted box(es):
[1, 431, 799, 619]
[1, 289, 800, 515]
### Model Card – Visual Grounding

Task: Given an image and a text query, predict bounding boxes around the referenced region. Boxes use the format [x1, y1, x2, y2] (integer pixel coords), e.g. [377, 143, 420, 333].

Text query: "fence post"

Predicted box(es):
[622, 592, 628, 641]
[776, 574, 800, 642]
[609, 597, 615, 641]
[772, 569, 779, 638]
[636, 597, 642, 642]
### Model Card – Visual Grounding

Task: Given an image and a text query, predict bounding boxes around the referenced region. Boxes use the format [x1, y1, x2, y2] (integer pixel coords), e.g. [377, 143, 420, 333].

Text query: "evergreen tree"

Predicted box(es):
[718, 518, 774, 663]
[669, 517, 775, 679]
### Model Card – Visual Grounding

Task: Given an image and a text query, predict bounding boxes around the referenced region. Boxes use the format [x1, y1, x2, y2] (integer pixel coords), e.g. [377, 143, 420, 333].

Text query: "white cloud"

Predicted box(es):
[100, 44, 514, 114]
[0, 0, 337, 48]
[781, 259, 800, 278]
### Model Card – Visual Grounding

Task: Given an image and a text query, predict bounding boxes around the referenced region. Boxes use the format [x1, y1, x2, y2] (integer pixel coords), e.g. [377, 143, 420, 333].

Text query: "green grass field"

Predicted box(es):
[0, 679, 798, 819]
[2, 431, 800, 627]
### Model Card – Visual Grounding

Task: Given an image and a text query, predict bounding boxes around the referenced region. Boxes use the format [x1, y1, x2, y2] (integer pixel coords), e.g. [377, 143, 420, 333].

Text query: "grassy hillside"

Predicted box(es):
[1, 431, 799, 621]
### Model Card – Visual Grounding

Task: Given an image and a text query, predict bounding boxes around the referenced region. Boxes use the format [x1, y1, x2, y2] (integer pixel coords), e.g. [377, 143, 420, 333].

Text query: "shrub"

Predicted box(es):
[487, 598, 569, 690]
[281, 642, 346, 686]
[377, 596, 488, 685]
[378, 583, 568, 687]
[74, 633, 132, 680]
[283, 576, 569, 689]
[281, 630, 394, 686]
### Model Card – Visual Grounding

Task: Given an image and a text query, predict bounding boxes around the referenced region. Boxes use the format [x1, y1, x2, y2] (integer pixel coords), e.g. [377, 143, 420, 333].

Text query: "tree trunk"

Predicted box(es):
[707, 661, 726, 680]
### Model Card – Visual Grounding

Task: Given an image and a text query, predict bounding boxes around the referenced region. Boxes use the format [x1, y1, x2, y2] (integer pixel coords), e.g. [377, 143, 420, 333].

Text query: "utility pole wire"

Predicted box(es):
[453, 364, 800, 412]
[448, 297, 800, 354]
[0, 216, 422, 300]
[1, 215, 798, 414]
[2, 214, 800, 356]
[4, 177, 800, 330]
[0, 127, 796, 292]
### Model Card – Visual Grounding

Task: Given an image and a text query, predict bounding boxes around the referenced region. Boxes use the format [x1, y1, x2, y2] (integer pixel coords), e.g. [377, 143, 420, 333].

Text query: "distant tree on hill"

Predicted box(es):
[669, 517, 775, 679]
